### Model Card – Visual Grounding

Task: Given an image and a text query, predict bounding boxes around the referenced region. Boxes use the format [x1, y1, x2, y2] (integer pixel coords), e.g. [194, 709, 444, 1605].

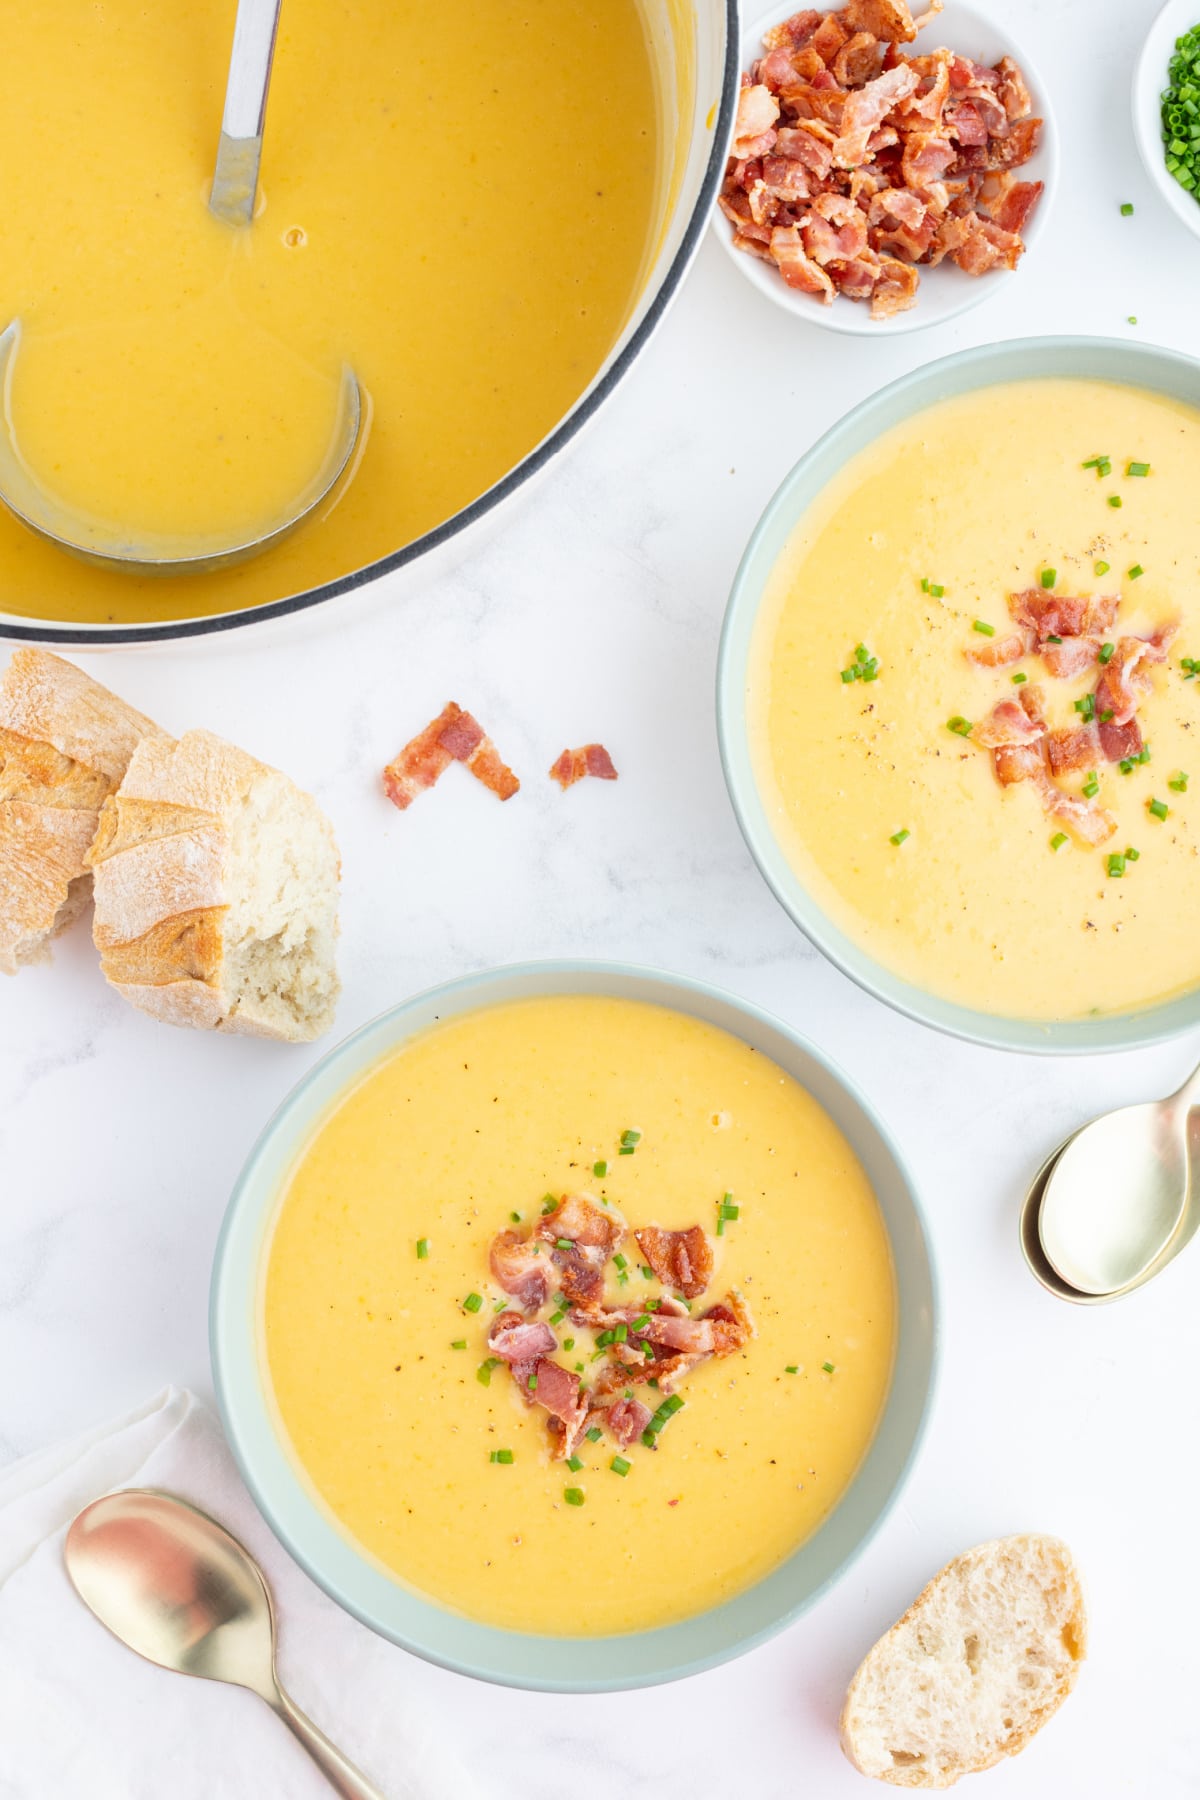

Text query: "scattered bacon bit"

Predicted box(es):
[1096, 626, 1178, 726]
[965, 629, 1030, 669]
[382, 702, 520, 812]
[1031, 771, 1116, 846]
[705, 1293, 758, 1356]
[513, 1356, 589, 1460]
[635, 1226, 715, 1300]
[722, 3, 1041, 316]
[971, 697, 1045, 750]
[549, 743, 618, 790]
[538, 1193, 625, 1307]
[489, 1230, 551, 1311]
[487, 1313, 557, 1364]
[605, 1396, 652, 1449]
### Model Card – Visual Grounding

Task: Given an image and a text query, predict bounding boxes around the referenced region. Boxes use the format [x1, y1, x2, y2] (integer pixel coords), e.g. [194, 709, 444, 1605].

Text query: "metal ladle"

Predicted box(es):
[65, 1488, 386, 1800]
[1018, 1055, 1200, 1303]
[0, 0, 361, 575]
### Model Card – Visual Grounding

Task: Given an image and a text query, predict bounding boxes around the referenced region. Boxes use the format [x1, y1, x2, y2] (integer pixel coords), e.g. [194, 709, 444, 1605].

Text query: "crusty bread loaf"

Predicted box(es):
[0, 649, 161, 975]
[840, 1535, 1086, 1788]
[88, 728, 340, 1041]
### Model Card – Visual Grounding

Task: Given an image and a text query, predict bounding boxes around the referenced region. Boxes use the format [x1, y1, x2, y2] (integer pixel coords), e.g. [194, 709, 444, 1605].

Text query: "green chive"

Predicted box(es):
[822, 1361, 836, 1374]
[1074, 693, 1096, 723]
[1095, 560, 1111, 575]
[840, 668, 857, 683]
[477, 1358, 499, 1386]
[615, 1323, 628, 1343]
[564, 1487, 585, 1506]
[451, 1338, 467, 1350]
[1107, 853, 1126, 877]
[542, 1196, 557, 1214]
[718, 1199, 739, 1219]
[631, 1314, 651, 1332]
[563, 1336, 575, 1350]
[610, 1456, 631, 1477]
[1138, 745, 1151, 764]
[1082, 456, 1107, 470]
[574, 1361, 585, 1372]
[1126, 846, 1141, 861]
[1045, 634, 1063, 644]
[613, 1252, 628, 1271]
[1098, 642, 1115, 664]
[618, 1146, 635, 1156]
[1169, 772, 1189, 792]
[555, 1238, 574, 1251]
[566, 1455, 584, 1472]
[920, 577, 930, 592]
[1012, 672, 1028, 685]
[463, 1292, 482, 1313]
[1040, 568, 1056, 589]
[585, 1425, 602, 1443]
[1128, 563, 1144, 579]
[1108, 495, 1123, 508]
[593, 1160, 607, 1177]
[1050, 832, 1068, 851]
[1099, 709, 1114, 722]
[640, 1265, 654, 1280]
[1082, 773, 1099, 799]
[1149, 797, 1169, 820]
[929, 582, 945, 598]
[510, 1210, 522, 1223]
[947, 716, 973, 737]
[1127, 461, 1150, 477]
[1121, 201, 1134, 215]
[973, 620, 996, 636]
[1128, 316, 1138, 325]
[785, 1364, 799, 1374]
[549, 1309, 566, 1326]
[416, 1238, 430, 1259]
[1119, 758, 1134, 774]
[620, 1129, 641, 1147]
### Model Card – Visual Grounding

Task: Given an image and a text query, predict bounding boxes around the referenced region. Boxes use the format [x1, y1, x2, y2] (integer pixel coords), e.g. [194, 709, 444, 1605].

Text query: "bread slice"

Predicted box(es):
[0, 649, 161, 975]
[840, 1535, 1086, 1789]
[88, 728, 340, 1041]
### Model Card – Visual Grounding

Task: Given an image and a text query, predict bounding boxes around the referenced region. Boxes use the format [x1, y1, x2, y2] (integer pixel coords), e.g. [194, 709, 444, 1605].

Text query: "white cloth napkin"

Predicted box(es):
[0, 1387, 480, 1800]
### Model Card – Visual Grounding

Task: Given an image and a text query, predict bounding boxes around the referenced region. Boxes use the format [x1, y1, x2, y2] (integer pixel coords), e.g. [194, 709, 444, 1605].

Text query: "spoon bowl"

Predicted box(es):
[65, 1489, 385, 1799]
[0, 322, 363, 575]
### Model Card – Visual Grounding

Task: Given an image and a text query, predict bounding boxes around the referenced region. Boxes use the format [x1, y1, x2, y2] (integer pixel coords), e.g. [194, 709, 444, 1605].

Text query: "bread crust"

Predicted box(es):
[89, 728, 339, 1041]
[0, 650, 161, 974]
[839, 1534, 1087, 1788]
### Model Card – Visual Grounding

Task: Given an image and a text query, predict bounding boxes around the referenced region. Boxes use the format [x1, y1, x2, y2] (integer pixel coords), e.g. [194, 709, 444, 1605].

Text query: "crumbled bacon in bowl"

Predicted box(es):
[719, 0, 1045, 320]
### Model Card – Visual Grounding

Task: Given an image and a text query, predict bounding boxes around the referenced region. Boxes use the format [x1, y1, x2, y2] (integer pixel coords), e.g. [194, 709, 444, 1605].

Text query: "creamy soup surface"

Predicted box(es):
[0, 1, 662, 624]
[264, 996, 896, 1636]
[750, 378, 1200, 1022]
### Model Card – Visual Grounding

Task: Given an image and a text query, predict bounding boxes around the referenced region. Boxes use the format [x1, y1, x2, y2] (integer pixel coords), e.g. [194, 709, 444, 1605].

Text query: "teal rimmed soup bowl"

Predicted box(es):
[211, 959, 937, 1692]
[718, 336, 1200, 1055]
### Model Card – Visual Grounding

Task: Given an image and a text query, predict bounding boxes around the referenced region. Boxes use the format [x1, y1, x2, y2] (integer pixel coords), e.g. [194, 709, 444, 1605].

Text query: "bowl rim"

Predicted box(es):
[210, 957, 940, 1692]
[717, 334, 1200, 1055]
[1132, 0, 1200, 243]
[711, 0, 1059, 337]
[2, 3, 740, 649]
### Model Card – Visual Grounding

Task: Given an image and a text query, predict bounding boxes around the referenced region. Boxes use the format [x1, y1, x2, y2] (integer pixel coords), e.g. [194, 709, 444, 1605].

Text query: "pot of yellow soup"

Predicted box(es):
[719, 338, 1200, 1053]
[211, 962, 936, 1689]
[0, 2, 735, 646]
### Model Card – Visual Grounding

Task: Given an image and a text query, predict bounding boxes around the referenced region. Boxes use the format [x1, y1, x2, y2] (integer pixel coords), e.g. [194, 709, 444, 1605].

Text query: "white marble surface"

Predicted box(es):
[4, 0, 1200, 1791]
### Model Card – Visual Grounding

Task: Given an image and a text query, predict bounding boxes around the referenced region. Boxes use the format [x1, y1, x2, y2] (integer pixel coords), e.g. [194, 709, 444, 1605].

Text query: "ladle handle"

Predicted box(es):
[209, 0, 282, 226]
[272, 1682, 389, 1800]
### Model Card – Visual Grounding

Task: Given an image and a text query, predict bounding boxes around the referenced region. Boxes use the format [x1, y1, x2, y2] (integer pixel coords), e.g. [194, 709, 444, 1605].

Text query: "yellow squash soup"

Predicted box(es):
[750, 378, 1200, 1022]
[264, 996, 896, 1636]
[0, 1, 664, 625]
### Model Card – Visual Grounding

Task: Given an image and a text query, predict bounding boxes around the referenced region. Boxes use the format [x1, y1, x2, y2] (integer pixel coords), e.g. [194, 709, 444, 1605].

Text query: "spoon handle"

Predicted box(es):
[272, 1683, 389, 1800]
[210, 0, 282, 227]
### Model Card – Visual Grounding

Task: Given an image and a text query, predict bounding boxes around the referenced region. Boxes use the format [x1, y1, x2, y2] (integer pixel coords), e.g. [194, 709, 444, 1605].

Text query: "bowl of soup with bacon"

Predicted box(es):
[211, 961, 936, 1689]
[719, 337, 1200, 1052]
[1, 2, 735, 645]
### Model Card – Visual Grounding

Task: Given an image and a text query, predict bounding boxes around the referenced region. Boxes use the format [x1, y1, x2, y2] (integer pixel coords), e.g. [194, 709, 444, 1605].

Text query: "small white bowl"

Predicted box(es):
[712, 0, 1058, 335]
[1133, 0, 1200, 243]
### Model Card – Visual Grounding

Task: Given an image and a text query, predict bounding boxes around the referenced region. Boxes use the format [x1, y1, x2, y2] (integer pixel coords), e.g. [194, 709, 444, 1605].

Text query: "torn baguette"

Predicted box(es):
[840, 1534, 1086, 1788]
[0, 649, 162, 975]
[88, 728, 340, 1041]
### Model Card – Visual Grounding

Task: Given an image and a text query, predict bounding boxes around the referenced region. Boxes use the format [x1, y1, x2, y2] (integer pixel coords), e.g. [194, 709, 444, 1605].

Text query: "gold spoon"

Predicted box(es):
[65, 1488, 387, 1800]
[1018, 1058, 1200, 1303]
[0, 0, 362, 575]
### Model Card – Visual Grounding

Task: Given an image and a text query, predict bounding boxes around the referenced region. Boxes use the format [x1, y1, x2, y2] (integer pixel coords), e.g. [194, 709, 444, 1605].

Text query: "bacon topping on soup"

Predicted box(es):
[635, 1225, 715, 1299]
[720, 2, 1041, 317]
[382, 701, 520, 811]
